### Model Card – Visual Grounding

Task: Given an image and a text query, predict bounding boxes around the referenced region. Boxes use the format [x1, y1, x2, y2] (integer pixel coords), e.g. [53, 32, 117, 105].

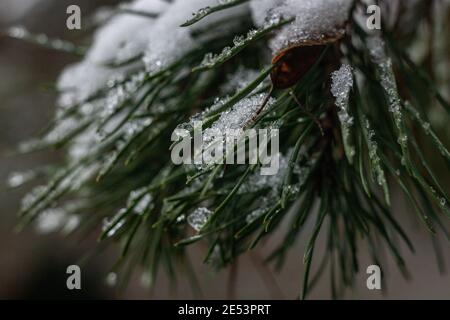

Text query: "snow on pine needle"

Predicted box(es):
[7, 0, 450, 298]
[363, 117, 390, 205]
[368, 36, 408, 151]
[250, 0, 353, 53]
[331, 64, 355, 163]
[199, 93, 276, 168]
[187, 207, 213, 232]
[143, 0, 245, 74]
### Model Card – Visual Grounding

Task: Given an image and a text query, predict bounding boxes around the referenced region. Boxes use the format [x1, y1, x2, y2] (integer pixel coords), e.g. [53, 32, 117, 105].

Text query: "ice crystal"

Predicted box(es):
[205, 94, 274, 139]
[368, 36, 408, 150]
[101, 72, 147, 120]
[240, 151, 289, 194]
[331, 64, 355, 162]
[198, 94, 275, 169]
[238, 150, 309, 223]
[187, 207, 212, 231]
[241, 148, 310, 223]
[195, 24, 277, 71]
[365, 120, 387, 187]
[186, 96, 230, 128]
[364, 118, 390, 205]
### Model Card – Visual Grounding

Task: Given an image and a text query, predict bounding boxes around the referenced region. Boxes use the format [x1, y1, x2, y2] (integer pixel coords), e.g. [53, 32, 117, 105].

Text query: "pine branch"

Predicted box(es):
[7, 0, 450, 298]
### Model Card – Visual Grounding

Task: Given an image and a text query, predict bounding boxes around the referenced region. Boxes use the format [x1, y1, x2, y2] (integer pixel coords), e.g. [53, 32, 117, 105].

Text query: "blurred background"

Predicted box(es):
[0, 0, 449, 300]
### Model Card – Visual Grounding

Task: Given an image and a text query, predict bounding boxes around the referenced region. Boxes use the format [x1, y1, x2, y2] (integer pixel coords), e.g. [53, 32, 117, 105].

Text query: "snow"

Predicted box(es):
[88, 0, 169, 65]
[368, 36, 408, 149]
[198, 94, 275, 168]
[35, 201, 82, 234]
[68, 127, 101, 163]
[22, 0, 360, 233]
[249, 0, 285, 26]
[57, 62, 123, 108]
[205, 94, 274, 140]
[238, 150, 303, 223]
[143, 0, 244, 74]
[56, 0, 242, 107]
[57, 0, 169, 107]
[7, 170, 35, 188]
[331, 64, 353, 124]
[331, 63, 355, 161]
[249, 0, 353, 53]
[365, 118, 388, 191]
[239, 151, 289, 194]
[187, 207, 212, 231]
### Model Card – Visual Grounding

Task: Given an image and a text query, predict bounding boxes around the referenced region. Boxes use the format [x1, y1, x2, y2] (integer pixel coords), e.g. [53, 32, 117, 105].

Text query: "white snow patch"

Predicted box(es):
[250, 0, 352, 53]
